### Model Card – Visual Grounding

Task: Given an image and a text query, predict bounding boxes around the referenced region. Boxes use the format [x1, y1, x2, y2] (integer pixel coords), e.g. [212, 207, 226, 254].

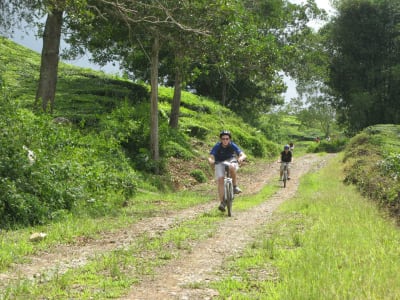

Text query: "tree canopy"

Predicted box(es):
[327, 0, 400, 133]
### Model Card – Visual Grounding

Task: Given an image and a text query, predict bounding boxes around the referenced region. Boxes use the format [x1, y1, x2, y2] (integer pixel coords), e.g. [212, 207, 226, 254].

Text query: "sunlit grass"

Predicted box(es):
[212, 154, 400, 299]
[0, 188, 211, 271]
[2, 211, 222, 299]
[1, 169, 279, 298]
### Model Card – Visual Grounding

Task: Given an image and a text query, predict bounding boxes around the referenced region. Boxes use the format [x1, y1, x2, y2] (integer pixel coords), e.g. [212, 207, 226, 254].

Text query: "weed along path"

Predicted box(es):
[0, 153, 333, 297]
[122, 153, 334, 300]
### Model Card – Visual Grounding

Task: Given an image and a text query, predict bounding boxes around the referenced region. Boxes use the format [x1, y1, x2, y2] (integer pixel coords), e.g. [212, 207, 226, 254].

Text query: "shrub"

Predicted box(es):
[379, 153, 400, 180]
[190, 169, 207, 183]
[312, 137, 349, 153]
[343, 126, 400, 218]
[0, 92, 140, 227]
[186, 124, 209, 139]
[164, 141, 193, 160]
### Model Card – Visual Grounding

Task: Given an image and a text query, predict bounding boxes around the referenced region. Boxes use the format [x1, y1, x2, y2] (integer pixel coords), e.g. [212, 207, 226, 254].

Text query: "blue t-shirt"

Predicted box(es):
[210, 142, 242, 163]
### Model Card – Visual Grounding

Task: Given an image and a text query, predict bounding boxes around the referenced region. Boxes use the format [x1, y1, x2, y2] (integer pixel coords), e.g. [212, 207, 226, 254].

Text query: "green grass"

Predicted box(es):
[343, 124, 400, 214]
[0, 169, 280, 299]
[211, 154, 400, 299]
[1, 37, 282, 228]
[0, 186, 214, 271]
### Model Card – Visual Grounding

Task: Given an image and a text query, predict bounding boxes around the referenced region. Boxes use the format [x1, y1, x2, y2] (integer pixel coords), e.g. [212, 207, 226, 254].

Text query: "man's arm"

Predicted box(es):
[208, 154, 215, 166]
[238, 151, 246, 163]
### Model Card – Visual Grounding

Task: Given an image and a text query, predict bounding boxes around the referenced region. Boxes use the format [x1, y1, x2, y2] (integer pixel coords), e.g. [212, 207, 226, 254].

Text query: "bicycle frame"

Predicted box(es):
[220, 161, 235, 216]
[281, 162, 290, 188]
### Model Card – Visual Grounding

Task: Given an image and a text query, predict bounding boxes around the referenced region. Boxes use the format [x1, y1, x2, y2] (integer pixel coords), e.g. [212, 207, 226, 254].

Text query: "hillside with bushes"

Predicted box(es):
[343, 124, 400, 219]
[0, 38, 279, 228]
[2, 36, 400, 300]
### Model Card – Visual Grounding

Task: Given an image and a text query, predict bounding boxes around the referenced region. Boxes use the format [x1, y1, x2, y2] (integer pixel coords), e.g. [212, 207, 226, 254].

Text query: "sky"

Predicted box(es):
[10, 0, 334, 101]
[284, 0, 334, 100]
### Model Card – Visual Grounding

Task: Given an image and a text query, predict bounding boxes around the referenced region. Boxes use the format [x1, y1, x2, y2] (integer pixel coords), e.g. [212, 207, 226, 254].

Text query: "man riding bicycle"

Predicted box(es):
[279, 144, 293, 180]
[208, 130, 246, 212]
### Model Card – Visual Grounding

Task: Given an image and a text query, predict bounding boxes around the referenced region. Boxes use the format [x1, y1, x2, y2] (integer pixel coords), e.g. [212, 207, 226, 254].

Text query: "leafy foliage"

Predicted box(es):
[343, 125, 400, 217]
[190, 169, 207, 183]
[0, 38, 282, 228]
[0, 80, 141, 228]
[327, 0, 400, 133]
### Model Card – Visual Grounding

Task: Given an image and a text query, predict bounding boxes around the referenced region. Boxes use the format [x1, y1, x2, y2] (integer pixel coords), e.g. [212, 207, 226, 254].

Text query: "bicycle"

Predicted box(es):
[217, 161, 235, 217]
[280, 162, 290, 188]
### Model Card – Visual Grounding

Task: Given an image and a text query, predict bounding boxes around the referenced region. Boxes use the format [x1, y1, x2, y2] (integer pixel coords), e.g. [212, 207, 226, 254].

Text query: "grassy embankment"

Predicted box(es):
[212, 153, 400, 299]
[1, 36, 281, 297]
[0, 36, 279, 227]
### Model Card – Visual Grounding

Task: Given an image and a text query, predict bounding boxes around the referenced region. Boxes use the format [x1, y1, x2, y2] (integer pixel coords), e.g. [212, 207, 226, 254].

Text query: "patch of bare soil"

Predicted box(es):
[0, 153, 335, 299]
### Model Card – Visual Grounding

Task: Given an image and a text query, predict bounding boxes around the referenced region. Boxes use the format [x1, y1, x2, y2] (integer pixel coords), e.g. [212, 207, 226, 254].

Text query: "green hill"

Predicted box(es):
[343, 124, 400, 218]
[0, 37, 279, 228]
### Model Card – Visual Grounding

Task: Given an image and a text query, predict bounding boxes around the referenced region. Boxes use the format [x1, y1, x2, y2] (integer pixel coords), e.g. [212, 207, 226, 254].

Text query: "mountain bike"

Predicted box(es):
[218, 161, 235, 217]
[281, 162, 290, 188]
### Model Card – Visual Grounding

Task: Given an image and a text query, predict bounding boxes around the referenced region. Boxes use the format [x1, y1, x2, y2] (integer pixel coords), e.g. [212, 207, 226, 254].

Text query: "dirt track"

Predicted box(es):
[123, 153, 334, 299]
[0, 153, 334, 299]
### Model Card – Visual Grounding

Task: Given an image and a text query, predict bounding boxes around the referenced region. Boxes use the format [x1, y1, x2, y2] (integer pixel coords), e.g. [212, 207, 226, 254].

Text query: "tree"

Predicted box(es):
[291, 94, 336, 137]
[189, 0, 325, 122]
[35, 6, 63, 112]
[0, 0, 95, 113]
[0, 0, 36, 36]
[327, 0, 400, 133]
[65, 0, 211, 171]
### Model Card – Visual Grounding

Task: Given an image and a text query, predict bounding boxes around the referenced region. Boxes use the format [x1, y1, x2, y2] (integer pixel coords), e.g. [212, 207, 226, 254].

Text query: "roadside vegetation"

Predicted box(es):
[0, 38, 278, 229]
[343, 124, 400, 220]
[212, 155, 400, 299]
[1, 35, 400, 299]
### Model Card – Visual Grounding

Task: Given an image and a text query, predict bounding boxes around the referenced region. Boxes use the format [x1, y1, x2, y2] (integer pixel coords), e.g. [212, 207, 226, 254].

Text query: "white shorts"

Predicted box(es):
[215, 159, 239, 179]
[280, 162, 291, 171]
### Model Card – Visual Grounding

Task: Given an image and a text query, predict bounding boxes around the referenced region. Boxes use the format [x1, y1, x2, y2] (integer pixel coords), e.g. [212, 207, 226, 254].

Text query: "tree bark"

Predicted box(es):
[150, 31, 160, 173]
[35, 9, 63, 113]
[221, 75, 227, 107]
[169, 66, 182, 129]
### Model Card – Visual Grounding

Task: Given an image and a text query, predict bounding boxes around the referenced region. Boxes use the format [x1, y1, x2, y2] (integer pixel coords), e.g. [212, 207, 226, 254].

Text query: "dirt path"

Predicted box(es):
[123, 153, 334, 300]
[0, 153, 334, 297]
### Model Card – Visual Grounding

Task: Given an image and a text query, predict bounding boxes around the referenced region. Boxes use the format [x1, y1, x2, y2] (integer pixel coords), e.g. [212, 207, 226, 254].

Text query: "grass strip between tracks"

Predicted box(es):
[2, 178, 277, 299]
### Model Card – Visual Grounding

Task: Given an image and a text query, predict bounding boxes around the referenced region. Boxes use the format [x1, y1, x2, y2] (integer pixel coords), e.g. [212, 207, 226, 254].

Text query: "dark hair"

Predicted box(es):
[219, 130, 231, 138]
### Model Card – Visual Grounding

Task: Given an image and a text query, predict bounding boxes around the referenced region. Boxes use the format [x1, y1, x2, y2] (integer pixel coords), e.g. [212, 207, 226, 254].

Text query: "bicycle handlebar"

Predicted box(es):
[215, 160, 239, 166]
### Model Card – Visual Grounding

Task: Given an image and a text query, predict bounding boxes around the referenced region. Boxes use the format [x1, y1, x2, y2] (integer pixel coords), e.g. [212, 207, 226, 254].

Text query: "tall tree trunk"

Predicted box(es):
[150, 31, 160, 173]
[35, 9, 63, 113]
[169, 66, 182, 129]
[221, 75, 227, 106]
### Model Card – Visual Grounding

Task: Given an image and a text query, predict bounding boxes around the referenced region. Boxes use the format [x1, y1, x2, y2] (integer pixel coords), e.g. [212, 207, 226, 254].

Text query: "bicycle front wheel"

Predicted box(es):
[283, 167, 287, 188]
[225, 180, 234, 217]
[283, 175, 287, 188]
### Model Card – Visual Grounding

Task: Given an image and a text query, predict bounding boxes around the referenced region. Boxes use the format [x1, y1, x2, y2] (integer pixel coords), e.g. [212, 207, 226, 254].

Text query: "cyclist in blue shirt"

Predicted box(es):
[208, 130, 246, 211]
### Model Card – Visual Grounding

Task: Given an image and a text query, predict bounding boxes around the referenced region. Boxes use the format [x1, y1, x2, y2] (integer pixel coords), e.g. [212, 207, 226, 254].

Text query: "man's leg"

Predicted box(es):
[230, 164, 241, 194]
[217, 176, 224, 202]
[215, 163, 226, 211]
[217, 176, 226, 211]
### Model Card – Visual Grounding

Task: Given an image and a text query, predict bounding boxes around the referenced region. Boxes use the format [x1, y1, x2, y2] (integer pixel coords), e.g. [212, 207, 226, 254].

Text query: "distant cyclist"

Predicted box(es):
[208, 130, 246, 212]
[289, 142, 294, 152]
[279, 144, 293, 180]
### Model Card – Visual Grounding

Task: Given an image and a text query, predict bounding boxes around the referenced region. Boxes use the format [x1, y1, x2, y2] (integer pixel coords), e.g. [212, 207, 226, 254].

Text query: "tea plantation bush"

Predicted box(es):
[343, 126, 400, 217]
[0, 92, 140, 228]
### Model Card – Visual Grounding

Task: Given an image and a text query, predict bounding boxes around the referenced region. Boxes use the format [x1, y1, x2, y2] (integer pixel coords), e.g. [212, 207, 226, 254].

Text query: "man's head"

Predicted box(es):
[220, 130, 231, 146]
[284, 145, 290, 151]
